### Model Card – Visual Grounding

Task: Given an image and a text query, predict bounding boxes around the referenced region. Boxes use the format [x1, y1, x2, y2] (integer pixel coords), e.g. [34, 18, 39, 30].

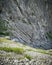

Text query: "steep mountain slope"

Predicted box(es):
[0, 37, 52, 65]
[0, 0, 52, 49]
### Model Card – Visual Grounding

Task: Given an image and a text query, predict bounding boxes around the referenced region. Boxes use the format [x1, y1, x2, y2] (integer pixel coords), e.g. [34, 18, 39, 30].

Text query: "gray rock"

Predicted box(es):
[0, 0, 52, 49]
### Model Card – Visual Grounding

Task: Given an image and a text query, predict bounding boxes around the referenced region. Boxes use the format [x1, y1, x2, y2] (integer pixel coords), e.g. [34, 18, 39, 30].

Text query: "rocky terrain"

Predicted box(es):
[0, 0, 52, 49]
[0, 37, 52, 65]
[0, 0, 52, 65]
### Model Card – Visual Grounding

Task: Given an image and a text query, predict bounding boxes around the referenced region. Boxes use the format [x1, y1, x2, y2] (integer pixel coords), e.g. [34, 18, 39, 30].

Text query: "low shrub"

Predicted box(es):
[0, 47, 24, 54]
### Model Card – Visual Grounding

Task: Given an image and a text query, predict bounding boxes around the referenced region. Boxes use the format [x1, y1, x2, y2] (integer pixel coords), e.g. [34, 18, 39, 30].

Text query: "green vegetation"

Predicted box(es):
[27, 48, 52, 56]
[34, 48, 52, 55]
[0, 32, 9, 36]
[46, 31, 52, 40]
[28, 21, 31, 25]
[22, 19, 27, 23]
[24, 54, 32, 60]
[0, 37, 52, 56]
[0, 18, 9, 36]
[0, 47, 24, 54]
[0, 38, 14, 43]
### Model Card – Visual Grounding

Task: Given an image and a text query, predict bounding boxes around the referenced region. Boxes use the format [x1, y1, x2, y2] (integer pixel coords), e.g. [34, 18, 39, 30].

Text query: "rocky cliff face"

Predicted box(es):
[0, 0, 52, 49]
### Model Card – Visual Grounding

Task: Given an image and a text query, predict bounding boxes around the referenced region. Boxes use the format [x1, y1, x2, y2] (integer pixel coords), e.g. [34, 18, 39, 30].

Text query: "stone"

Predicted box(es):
[0, 0, 52, 49]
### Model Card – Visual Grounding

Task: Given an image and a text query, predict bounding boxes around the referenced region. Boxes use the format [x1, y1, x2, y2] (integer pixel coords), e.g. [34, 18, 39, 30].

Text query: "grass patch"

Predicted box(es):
[0, 38, 11, 43]
[24, 54, 32, 60]
[27, 48, 52, 56]
[0, 37, 52, 56]
[0, 38, 17, 44]
[0, 47, 24, 54]
[34, 48, 52, 56]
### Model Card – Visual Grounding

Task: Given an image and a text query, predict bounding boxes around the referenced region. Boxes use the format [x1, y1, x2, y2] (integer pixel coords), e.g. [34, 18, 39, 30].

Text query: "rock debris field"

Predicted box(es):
[0, 37, 52, 65]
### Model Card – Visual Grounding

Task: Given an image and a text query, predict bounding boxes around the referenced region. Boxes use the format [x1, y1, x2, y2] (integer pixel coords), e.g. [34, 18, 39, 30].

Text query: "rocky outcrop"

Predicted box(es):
[0, 0, 52, 49]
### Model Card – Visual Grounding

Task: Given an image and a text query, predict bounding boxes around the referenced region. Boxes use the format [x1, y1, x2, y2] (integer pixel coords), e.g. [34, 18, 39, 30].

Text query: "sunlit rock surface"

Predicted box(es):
[0, 0, 52, 49]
